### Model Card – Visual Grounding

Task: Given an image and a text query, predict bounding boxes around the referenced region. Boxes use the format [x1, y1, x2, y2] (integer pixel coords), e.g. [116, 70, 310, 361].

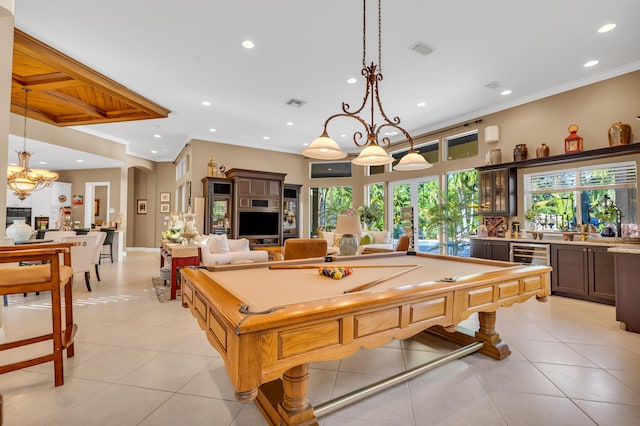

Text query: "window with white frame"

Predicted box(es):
[523, 161, 637, 235]
[445, 131, 478, 161]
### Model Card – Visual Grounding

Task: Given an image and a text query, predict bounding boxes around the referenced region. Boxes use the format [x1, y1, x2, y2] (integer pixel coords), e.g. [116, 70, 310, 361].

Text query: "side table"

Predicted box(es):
[160, 242, 200, 300]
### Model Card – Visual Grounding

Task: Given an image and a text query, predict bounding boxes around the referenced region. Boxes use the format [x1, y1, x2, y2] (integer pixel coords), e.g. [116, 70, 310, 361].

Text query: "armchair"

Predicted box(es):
[280, 238, 328, 260]
[0, 243, 77, 386]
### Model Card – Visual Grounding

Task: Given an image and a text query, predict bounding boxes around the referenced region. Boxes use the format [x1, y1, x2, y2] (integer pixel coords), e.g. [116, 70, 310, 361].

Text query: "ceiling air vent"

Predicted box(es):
[409, 42, 435, 56]
[484, 81, 502, 90]
[286, 98, 306, 108]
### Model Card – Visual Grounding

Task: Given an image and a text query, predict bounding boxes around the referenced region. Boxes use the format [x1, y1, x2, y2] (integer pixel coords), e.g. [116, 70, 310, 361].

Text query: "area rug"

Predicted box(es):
[152, 277, 178, 303]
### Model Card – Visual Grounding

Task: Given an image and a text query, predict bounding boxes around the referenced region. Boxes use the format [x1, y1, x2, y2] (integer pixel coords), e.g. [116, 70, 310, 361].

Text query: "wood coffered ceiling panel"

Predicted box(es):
[11, 29, 170, 126]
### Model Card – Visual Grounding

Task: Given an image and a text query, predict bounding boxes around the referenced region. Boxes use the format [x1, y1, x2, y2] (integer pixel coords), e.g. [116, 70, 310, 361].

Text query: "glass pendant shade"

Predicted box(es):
[302, 135, 347, 160]
[393, 151, 432, 171]
[352, 144, 394, 166]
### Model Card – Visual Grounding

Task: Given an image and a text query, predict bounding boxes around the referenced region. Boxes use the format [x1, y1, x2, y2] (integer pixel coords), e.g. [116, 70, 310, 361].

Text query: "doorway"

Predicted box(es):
[84, 182, 110, 228]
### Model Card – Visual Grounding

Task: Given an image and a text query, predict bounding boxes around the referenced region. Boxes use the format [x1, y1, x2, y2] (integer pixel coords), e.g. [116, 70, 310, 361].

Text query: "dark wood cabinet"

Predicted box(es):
[283, 184, 302, 241]
[478, 168, 516, 216]
[470, 238, 510, 261]
[201, 177, 234, 236]
[550, 244, 615, 305]
[613, 252, 640, 333]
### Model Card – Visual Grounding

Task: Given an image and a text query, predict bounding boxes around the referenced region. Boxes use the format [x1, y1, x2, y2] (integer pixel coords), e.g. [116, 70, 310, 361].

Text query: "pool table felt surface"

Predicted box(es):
[201, 253, 524, 312]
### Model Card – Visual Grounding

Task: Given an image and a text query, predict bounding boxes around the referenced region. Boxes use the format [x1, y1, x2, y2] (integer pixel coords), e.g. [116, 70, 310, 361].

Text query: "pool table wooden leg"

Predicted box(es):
[255, 363, 318, 425]
[475, 311, 511, 360]
[425, 311, 511, 360]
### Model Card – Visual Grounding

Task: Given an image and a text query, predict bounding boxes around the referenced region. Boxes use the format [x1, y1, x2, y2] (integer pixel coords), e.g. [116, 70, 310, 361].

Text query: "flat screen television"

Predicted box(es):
[238, 211, 279, 236]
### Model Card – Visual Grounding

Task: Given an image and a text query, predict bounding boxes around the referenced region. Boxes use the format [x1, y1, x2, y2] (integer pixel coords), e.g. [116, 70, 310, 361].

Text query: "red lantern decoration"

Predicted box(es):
[564, 124, 583, 154]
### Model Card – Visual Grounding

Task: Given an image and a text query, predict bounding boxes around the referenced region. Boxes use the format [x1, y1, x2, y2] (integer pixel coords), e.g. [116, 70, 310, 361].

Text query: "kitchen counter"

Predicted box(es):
[471, 235, 640, 248]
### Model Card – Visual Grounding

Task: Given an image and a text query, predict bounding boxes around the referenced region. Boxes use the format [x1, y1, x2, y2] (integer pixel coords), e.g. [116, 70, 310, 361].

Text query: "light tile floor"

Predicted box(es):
[2, 252, 640, 425]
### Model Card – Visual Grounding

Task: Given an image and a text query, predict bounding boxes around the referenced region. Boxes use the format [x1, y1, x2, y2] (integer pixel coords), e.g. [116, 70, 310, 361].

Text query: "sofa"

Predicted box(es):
[199, 234, 269, 266]
[320, 230, 394, 255]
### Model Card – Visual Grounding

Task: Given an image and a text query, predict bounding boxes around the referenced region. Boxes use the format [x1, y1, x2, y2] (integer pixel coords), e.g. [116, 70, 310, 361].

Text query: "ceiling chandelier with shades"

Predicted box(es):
[302, 0, 431, 171]
[7, 88, 59, 201]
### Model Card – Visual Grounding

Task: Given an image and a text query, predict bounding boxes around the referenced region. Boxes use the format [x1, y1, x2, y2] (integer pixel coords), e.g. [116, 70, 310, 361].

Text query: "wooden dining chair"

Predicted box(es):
[0, 243, 77, 387]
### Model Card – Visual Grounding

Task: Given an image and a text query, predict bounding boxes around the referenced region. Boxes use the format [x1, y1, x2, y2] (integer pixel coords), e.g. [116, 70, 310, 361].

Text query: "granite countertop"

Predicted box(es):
[470, 234, 640, 248]
[607, 246, 640, 254]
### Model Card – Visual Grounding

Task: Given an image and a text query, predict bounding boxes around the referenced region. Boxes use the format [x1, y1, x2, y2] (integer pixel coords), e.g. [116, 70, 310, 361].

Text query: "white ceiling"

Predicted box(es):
[10, 0, 640, 171]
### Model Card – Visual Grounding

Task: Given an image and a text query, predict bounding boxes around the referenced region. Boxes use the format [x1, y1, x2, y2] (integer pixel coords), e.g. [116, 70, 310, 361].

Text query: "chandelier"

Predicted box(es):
[7, 88, 58, 201]
[302, 0, 431, 171]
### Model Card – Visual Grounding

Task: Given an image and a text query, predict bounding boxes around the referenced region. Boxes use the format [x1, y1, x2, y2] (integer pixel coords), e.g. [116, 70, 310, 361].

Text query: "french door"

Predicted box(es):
[388, 177, 439, 253]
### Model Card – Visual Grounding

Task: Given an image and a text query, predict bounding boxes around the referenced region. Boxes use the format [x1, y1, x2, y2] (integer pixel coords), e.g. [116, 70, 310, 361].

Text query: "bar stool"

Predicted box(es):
[99, 228, 115, 263]
[0, 243, 77, 387]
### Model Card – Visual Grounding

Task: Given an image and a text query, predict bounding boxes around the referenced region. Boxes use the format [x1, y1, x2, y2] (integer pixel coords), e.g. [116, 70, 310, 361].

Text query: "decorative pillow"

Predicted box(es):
[227, 238, 250, 252]
[359, 232, 374, 245]
[322, 231, 335, 246]
[207, 234, 230, 253]
[333, 233, 343, 248]
[371, 230, 392, 245]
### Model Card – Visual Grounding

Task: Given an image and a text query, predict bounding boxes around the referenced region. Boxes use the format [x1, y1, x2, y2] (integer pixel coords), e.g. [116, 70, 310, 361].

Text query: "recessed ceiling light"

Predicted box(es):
[242, 40, 254, 49]
[153, 134, 161, 138]
[500, 90, 512, 96]
[417, 102, 426, 107]
[263, 136, 270, 140]
[286, 121, 294, 126]
[303, 142, 309, 146]
[340, 134, 347, 138]
[384, 131, 398, 136]
[39, 161, 47, 165]
[584, 60, 599, 68]
[76, 159, 84, 163]
[347, 77, 357, 84]
[209, 128, 217, 132]
[201, 101, 211, 106]
[598, 24, 616, 33]
[151, 150, 158, 154]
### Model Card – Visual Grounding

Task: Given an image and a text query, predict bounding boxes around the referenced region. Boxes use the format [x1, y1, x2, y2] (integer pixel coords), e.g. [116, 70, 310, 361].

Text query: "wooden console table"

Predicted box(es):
[160, 241, 200, 300]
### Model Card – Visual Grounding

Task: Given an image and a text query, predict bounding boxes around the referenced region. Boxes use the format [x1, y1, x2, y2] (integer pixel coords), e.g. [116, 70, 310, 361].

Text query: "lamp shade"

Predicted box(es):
[334, 214, 363, 236]
[393, 151, 432, 171]
[302, 136, 347, 160]
[484, 125, 499, 143]
[352, 144, 394, 166]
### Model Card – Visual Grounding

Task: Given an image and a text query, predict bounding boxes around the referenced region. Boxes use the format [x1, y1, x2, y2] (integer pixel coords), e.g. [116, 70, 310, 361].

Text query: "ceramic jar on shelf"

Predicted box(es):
[513, 144, 528, 161]
[536, 143, 550, 158]
[608, 122, 631, 146]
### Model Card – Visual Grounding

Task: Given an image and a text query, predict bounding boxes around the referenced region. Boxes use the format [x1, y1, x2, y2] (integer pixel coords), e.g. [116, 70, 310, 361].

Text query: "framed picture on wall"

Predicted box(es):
[137, 199, 148, 214]
[160, 192, 171, 202]
[160, 203, 170, 213]
[72, 195, 83, 205]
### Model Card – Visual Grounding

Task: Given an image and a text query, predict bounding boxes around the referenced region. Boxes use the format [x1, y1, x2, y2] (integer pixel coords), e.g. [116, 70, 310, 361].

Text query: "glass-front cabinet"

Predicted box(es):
[478, 167, 516, 216]
[283, 184, 302, 240]
[202, 177, 233, 235]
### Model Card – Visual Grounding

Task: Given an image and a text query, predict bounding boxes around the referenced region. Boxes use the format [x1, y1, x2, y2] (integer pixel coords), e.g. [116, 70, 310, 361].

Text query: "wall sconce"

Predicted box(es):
[484, 125, 499, 144]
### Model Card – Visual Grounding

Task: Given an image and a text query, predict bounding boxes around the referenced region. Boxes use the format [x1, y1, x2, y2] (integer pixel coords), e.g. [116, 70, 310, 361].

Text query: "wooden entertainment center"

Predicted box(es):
[203, 169, 299, 247]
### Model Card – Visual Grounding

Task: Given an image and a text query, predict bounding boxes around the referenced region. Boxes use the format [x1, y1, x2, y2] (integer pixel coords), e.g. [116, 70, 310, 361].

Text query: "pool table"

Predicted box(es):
[181, 251, 551, 425]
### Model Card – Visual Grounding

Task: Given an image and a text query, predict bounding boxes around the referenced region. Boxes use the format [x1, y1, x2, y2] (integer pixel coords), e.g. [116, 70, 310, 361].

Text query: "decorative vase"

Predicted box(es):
[608, 122, 631, 146]
[513, 144, 528, 161]
[6, 219, 34, 243]
[339, 234, 358, 256]
[485, 149, 502, 165]
[536, 143, 550, 158]
[180, 208, 199, 246]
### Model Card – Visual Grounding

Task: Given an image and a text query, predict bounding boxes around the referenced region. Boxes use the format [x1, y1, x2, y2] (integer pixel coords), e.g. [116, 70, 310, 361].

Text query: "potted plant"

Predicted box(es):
[357, 204, 382, 230]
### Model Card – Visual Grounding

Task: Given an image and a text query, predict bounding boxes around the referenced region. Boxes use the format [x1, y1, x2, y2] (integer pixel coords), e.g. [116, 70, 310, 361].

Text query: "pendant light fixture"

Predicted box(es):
[7, 88, 58, 201]
[302, 0, 430, 171]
